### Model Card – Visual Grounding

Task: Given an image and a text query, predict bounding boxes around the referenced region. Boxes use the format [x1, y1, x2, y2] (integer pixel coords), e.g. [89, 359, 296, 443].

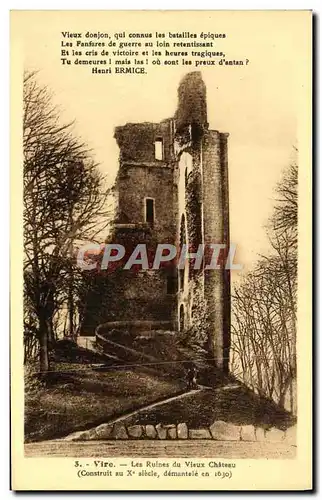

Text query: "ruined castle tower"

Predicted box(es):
[173, 72, 230, 371]
[82, 72, 230, 372]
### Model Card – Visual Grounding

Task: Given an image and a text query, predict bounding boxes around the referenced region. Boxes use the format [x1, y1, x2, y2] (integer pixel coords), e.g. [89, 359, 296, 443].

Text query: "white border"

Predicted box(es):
[2, 3, 319, 499]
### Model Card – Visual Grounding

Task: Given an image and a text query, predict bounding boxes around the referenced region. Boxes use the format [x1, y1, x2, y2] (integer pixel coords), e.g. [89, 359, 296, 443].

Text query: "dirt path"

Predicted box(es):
[63, 388, 204, 441]
[25, 439, 296, 459]
[106, 388, 204, 426]
[64, 383, 241, 440]
[103, 383, 242, 428]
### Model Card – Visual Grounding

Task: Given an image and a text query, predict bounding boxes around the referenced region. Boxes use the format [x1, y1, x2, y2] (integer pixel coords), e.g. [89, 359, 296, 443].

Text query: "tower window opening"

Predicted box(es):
[145, 198, 155, 226]
[154, 139, 163, 160]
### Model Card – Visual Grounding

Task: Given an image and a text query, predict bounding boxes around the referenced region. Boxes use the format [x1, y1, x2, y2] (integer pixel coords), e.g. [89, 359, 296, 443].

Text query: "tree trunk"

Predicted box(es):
[69, 292, 74, 339]
[47, 318, 54, 348]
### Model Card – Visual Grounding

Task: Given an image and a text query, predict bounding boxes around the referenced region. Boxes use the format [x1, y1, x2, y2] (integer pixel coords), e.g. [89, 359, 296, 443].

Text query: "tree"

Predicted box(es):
[23, 71, 111, 376]
[231, 158, 298, 413]
[271, 151, 298, 240]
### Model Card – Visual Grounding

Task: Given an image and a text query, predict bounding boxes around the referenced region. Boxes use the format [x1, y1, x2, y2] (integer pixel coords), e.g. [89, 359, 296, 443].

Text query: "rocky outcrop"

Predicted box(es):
[209, 420, 240, 441]
[189, 429, 212, 439]
[127, 425, 143, 438]
[177, 422, 188, 439]
[155, 423, 167, 439]
[167, 427, 177, 439]
[112, 423, 128, 440]
[145, 425, 157, 439]
[94, 424, 113, 440]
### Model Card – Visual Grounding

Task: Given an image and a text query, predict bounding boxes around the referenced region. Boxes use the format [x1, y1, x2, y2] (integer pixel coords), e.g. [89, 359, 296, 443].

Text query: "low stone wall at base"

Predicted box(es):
[65, 421, 296, 445]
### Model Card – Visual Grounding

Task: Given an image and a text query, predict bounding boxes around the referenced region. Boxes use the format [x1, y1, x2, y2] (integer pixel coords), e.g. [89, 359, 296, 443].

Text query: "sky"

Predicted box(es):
[13, 10, 309, 281]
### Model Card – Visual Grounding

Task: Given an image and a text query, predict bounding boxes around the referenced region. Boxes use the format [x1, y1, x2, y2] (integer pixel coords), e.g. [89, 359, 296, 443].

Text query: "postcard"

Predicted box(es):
[10, 10, 312, 490]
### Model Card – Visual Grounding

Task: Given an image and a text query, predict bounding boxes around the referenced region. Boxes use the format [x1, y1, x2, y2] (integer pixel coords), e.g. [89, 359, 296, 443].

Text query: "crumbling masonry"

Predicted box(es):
[83, 72, 230, 372]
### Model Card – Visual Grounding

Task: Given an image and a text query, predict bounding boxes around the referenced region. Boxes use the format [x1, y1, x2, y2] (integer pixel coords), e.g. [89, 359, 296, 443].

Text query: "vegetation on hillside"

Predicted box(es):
[23, 71, 111, 375]
[231, 155, 298, 414]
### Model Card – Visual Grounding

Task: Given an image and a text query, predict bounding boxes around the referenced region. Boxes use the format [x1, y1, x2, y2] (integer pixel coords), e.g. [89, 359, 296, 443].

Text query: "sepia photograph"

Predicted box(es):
[10, 10, 312, 490]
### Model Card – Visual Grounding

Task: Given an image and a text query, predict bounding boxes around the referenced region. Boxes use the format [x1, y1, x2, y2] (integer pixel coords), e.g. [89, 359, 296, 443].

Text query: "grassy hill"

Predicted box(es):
[25, 340, 185, 443]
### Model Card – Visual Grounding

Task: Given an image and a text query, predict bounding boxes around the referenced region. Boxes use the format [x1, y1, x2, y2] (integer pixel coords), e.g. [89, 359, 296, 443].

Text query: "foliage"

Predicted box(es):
[23, 71, 111, 375]
[25, 361, 183, 442]
[231, 158, 298, 414]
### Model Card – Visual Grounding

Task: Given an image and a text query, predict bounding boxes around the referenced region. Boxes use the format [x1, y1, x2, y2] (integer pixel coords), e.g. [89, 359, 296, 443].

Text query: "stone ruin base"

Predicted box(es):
[65, 421, 296, 445]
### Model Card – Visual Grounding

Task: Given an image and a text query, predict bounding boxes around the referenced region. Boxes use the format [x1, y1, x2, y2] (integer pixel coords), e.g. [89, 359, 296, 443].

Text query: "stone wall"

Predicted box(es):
[202, 130, 230, 372]
[66, 420, 296, 445]
[114, 119, 174, 164]
[81, 72, 231, 368]
[115, 164, 176, 242]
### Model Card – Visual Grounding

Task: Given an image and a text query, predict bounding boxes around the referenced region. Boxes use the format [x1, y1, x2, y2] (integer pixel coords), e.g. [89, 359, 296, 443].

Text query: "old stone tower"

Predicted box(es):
[83, 72, 230, 372]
